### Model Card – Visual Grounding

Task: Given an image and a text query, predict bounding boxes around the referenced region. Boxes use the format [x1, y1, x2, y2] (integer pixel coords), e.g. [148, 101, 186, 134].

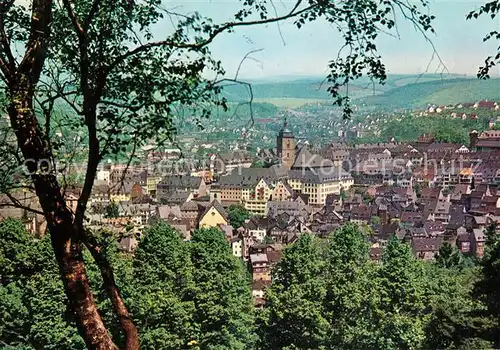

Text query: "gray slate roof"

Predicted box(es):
[250, 253, 268, 263]
[157, 175, 203, 190]
[288, 167, 352, 184]
[199, 200, 228, 222]
[215, 164, 288, 189]
[292, 146, 334, 169]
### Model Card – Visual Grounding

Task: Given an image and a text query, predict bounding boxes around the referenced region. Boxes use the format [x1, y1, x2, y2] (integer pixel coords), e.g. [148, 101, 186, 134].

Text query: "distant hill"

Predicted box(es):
[220, 74, 478, 108]
[355, 78, 500, 110]
[221, 79, 333, 102]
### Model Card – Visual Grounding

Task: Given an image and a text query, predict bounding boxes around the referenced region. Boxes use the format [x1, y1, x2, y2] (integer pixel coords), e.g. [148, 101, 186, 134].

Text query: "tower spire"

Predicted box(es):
[277, 116, 295, 169]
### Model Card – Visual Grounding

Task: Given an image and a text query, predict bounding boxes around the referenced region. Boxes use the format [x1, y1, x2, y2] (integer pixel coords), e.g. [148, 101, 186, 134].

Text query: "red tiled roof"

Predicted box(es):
[252, 280, 271, 290]
[256, 118, 273, 123]
[476, 140, 500, 149]
[267, 250, 282, 263]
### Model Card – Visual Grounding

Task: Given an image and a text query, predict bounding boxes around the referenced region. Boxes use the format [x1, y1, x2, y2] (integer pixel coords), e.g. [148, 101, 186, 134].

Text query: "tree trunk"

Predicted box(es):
[84, 232, 140, 350]
[50, 221, 119, 350]
[8, 89, 119, 350]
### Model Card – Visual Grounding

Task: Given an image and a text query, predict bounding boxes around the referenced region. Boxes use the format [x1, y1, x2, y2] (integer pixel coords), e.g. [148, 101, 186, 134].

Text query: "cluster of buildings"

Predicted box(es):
[3, 118, 500, 306]
[79, 118, 354, 231]
[321, 129, 500, 190]
[337, 99, 500, 140]
[88, 122, 500, 305]
[427, 100, 499, 115]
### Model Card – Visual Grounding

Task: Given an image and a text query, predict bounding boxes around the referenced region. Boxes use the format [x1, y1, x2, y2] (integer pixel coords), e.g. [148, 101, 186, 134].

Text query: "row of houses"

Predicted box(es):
[3, 122, 500, 307]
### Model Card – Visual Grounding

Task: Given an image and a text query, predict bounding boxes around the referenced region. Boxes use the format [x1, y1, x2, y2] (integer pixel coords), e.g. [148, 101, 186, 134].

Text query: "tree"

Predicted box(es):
[339, 189, 347, 201]
[263, 235, 274, 244]
[0, 0, 440, 346]
[0, 219, 85, 349]
[424, 264, 492, 349]
[127, 222, 197, 349]
[414, 183, 422, 198]
[259, 234, 329, 349]
[0, 220, 257, 349]
[250, 160, 265, 168]
[189, 228, 256, 349]
[324, 223, 380, 348]
[473, 224, 500, 346]
[467, 1, 500, 78]
[227, 205, 251, 229]
[91, 202, 106, 216]
[0, 218, 41, 285]
[375, 237, 427, 349]
[105, 201, 120, 219]
[435, 242, 464, 269]
[370, 215, 381, 225]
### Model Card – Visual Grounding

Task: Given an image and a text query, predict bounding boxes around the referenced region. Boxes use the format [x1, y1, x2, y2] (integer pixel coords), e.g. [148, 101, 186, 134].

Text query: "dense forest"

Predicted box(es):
[2, 219, 500, 349]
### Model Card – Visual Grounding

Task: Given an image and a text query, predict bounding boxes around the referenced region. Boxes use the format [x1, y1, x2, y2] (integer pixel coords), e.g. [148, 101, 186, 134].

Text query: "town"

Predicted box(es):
[3, 0, 500, 346]
[4, 103, 500, 308]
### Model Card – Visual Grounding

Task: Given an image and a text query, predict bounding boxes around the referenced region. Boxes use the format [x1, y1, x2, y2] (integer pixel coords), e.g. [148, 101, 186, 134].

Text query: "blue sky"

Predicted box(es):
[162, 1, 500, 79]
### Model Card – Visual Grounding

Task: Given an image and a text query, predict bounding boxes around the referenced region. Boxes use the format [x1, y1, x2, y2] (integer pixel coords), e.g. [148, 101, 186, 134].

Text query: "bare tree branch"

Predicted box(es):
[0, 58, 12, 82]
[17, 0, 52, 80]
[108, 133, 140, 196]
[395, 1, 449, 78]
[269, 0, 286, 46]
[0, 1, 16, 71]
[104, 1, 314, 77]
[84, 0, 100, 30]
[234, 48, 263, 81]
[61, 0, 85, 37]
[0, 192, 45, 216]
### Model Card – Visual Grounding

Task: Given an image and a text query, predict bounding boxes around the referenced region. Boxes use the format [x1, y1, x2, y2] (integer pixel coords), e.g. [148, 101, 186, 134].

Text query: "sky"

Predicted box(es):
[161, 0, 500, 79]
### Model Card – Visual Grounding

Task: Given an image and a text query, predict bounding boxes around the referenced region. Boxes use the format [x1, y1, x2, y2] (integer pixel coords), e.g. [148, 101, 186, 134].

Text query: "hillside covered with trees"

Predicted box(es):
[357, 78, 500, 111]
[2, 220, 500, 349]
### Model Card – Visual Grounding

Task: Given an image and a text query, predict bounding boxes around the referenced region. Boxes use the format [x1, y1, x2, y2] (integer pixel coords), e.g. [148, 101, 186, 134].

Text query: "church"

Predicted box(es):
[276, 118, 296, 169]
[275, 118, 354, 206]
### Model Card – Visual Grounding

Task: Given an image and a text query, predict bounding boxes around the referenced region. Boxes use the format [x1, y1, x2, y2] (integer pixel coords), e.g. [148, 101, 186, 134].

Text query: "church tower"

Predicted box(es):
[277, 118, 296, 169]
